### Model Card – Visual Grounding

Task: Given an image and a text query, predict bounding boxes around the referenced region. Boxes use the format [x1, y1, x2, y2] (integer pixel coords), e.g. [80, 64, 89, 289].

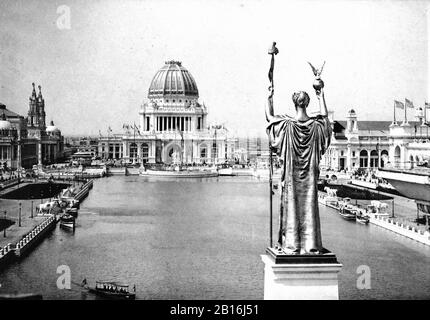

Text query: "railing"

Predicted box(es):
[0, 243, 12, 259]
[372, 214, 429, 236]
[14, 215, 56, 254]
[381, 163, 430, 175]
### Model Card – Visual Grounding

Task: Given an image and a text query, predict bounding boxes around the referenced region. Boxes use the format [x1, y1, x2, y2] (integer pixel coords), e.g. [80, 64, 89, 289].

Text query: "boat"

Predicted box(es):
[318, 187, 340, 209]
[338, 207, 357, 220]
[217, 164, 236, 176]
[140, 169, 218, 178]
[356, 213, 370, 225]
[338, 198, 357, 220]
[83, 280, 136, 300]
[65, 207, 78, 218]
[59, 213, 75, 229]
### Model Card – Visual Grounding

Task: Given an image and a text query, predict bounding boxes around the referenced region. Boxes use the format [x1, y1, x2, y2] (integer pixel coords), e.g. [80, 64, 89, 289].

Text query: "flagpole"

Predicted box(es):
[404, 99, 407, 123]
[267, 42, 278, 248]
[393, 100, 396, 124]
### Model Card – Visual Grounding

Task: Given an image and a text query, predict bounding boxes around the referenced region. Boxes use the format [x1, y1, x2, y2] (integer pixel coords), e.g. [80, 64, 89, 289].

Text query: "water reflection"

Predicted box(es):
[0, 176, 429, 299]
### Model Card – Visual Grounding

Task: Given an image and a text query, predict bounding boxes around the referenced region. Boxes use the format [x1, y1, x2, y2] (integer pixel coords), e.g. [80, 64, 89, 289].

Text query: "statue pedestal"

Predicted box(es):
[261, 247, 342, 300]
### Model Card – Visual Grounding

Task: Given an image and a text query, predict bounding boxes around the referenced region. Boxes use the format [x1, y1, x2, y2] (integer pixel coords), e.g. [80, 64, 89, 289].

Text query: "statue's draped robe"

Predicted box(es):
[267, 114, 331, 253]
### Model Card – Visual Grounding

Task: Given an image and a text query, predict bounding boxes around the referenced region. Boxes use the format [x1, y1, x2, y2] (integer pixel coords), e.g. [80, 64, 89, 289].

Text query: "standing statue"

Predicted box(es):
[265, 50, 331, 255]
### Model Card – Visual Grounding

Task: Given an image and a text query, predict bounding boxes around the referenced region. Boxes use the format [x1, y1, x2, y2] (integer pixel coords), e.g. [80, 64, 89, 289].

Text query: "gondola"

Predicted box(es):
[82, 280, 136, 300]
[59, 213, 75, 229]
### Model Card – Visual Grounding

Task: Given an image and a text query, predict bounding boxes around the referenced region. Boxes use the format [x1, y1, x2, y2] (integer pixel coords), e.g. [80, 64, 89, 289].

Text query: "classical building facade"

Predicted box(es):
[0, 83, 64, 170]
[321, 108, 429, 172]
[98, 61, 230, 165]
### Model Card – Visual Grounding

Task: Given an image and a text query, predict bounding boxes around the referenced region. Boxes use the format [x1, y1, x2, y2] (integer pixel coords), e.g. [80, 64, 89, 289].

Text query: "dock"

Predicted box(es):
[0, 180, 94, 268]
[318, 186, 430, 246]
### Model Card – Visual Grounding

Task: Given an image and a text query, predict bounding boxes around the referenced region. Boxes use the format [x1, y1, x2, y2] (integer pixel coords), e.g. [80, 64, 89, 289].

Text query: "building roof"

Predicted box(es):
[148, 61, 199, 98]
[337, 120, 394, 131]
[0, 102, 23, 118]
[0, 112, 12, 130]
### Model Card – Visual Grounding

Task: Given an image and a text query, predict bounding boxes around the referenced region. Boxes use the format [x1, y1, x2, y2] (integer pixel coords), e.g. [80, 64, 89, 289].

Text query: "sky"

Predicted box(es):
[0, 0, 429, 137]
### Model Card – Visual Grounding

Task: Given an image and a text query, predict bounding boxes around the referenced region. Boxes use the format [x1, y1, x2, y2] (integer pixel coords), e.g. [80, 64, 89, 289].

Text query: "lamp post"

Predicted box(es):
[3, 211, 6, 237]
[18, 202, 21, 227]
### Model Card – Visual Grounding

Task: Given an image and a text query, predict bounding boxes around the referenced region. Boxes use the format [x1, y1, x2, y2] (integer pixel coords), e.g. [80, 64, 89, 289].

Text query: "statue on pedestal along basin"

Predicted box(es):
[266, 44, 331, 255]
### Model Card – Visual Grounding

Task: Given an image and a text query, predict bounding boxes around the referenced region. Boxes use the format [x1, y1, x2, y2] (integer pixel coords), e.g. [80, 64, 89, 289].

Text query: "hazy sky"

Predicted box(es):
[0, 0, 429, 137]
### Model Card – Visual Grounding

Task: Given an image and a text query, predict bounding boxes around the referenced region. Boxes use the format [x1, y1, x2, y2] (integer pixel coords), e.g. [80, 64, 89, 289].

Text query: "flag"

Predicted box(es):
[405, 98, 414, 108]
[134, 123, 141, 135]
[98, 130, 102, 137]
[108, 126, 112, 132]
[394, 100, 404, 109]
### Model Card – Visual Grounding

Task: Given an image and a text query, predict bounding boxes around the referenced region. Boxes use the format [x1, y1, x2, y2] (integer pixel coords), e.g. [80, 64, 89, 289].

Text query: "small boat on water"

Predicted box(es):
[65, 207, 78, 218]
[218, 164, 236, 176]
[356, 214, 370, 225]
[338, 198, 357, 220]
[339, 207, 357, 220]
[83, 280, 136, 300]
[60, 213, 75, 229]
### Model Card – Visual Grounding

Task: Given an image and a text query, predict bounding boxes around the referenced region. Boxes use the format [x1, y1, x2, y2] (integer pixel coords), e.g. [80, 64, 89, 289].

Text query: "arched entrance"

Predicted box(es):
[394, 146, 401, 167]
[359, 150, 368, 168]
[370, 150, 378, 168]
[141, 143, 149, 164]
[129, 143, 138, 162]
[199, 143, 208, 164]
[380, 150, 388, 167]
[164, 143, 182, 165]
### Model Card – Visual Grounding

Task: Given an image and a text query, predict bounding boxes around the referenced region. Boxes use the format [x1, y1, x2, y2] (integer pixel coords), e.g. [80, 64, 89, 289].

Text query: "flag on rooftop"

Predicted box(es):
[394, 100, 404, 109]
[405, 98, 414, 108]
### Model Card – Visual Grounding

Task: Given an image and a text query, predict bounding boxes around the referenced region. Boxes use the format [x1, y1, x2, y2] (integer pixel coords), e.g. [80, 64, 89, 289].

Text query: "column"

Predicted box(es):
[191, 117, 195, 132]
[161, 141, 166, 162]
[140, 112, 144, 131]
[123, 141, 128, 159]
[346, 145, 352, 171]
[38, 142, 42, 165]
[137, 143, 142, 160]
[149, 141, 156, 163]
[17, 143, 22, 169]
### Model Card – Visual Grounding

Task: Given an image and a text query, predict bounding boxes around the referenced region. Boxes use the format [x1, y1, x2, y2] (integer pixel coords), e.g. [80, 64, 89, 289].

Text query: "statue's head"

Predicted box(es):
[292, 91, 310, 110]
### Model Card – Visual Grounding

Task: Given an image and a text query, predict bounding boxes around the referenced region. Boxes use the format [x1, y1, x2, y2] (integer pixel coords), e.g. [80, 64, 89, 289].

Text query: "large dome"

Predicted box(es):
[148, 61, 198, 98]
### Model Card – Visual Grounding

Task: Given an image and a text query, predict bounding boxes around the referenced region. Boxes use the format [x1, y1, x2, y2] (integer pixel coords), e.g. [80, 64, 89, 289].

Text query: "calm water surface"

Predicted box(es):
[0, 176, 429, 299]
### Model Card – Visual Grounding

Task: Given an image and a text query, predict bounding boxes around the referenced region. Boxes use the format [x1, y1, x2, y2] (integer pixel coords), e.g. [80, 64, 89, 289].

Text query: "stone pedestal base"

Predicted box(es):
[261, 248, 342, 300]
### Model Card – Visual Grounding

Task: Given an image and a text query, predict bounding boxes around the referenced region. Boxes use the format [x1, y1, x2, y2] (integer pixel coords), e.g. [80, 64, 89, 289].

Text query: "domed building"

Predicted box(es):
[98, 60, 229, 165]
